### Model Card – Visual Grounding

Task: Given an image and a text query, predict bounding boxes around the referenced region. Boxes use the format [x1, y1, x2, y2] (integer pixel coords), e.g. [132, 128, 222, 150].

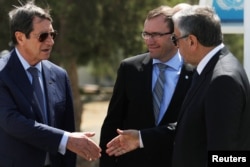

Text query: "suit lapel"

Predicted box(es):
[159, 63, 193, 124]
[140, 53, 156, 124]
[8, 51, 33, 102]
[140, 55, 194, 125]
[8, 51, 45, 122]
[42, 61, 56, 126]
[177, 49, 224, 122]
[141, 53, 153, 98]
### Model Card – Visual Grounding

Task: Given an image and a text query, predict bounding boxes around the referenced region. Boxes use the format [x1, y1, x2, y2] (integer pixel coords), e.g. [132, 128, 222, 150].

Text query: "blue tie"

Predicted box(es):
[28, 67, 47, 123]
[153, 63, 167, 125]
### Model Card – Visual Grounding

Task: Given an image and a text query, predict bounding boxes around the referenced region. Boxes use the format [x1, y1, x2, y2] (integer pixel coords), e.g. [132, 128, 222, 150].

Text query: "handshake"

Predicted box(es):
[68, 129, 139, 161]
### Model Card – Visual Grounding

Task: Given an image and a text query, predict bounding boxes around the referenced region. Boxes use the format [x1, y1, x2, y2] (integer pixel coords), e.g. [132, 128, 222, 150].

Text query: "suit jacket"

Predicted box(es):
[172, 47, 250, 167]
[0, 50, 76, 167]
[99, 52, 193, 167]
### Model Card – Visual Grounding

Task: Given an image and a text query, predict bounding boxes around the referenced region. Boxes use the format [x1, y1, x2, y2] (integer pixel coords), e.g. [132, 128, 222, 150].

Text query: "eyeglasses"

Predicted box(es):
[171, 34, 189, 46]
[34, 31, 58, 42]
[141, 32, 172, 40]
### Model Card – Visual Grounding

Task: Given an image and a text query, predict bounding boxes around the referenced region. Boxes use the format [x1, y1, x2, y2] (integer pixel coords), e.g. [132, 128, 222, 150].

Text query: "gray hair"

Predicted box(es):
[8, 0, 52, 45]
[172, 5, 223, 47]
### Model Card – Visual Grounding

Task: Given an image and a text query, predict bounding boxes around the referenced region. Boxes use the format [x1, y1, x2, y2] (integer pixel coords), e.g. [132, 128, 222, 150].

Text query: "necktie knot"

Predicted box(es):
[157, 63, 167, 72]
[193, 69, 199, 79]
[189, 69, 199, 89]
[28, 67, 39, 77]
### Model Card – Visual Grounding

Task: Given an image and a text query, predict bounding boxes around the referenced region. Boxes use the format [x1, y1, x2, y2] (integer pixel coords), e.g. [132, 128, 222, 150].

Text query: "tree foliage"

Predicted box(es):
[0, 0, 244, 131]
[1, 0, 243, 78]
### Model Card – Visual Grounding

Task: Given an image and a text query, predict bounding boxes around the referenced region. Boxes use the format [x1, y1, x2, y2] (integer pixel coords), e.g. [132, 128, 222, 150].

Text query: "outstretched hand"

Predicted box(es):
[106, 129, 140, 156]
[66, 132, 102, 161]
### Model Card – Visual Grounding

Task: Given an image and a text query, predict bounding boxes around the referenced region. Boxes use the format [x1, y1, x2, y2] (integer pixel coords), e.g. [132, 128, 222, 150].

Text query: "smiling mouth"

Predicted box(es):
[42, 49, 51, 52]
[148, 47, 159, 52]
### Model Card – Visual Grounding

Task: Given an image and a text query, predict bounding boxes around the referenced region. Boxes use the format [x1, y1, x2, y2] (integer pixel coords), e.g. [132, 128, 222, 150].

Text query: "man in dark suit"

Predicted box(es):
[0, 1, 101, 167]
[99, 6, 193, 167]
[170, 5, 250, 167]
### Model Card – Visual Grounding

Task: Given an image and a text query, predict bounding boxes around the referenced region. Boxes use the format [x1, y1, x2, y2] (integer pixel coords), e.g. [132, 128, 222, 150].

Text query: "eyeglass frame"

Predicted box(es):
[171, 34, 189, 46]
[33, 31, 58, 42]
[141, 31, 173, 40]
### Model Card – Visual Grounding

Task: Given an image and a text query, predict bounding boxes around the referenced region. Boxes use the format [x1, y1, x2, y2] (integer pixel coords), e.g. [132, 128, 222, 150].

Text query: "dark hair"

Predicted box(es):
[173, 5, 223, 47]
[146, 6, 174, 33]
[8, 0, 52, 45]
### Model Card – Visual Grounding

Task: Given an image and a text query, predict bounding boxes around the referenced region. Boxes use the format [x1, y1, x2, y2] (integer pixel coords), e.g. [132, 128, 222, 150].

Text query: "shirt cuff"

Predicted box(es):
[139, 130, 144, 148]
[58, 132, 70, 155]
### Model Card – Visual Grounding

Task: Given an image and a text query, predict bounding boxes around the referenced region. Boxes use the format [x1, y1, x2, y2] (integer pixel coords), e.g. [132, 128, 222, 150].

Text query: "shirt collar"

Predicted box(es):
[153, 51, 183, 71]
[196, 43, 224, 74]
[15, 47, 42, 72]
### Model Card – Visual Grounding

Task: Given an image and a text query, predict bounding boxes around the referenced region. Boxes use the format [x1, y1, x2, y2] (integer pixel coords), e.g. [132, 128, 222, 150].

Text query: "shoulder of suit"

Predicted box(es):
[42, 60, 67, 73]
[119, 52, 150, 70]
[0, 52, 11, 71]
[122, 52, 149, 63]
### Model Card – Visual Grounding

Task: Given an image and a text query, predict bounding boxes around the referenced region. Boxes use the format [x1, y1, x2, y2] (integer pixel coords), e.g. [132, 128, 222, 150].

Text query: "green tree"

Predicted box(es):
[224, 34, 244, 63]
[0, 0, 14, 50]
[0, 0, 244, 134]
[48, 0, 185, 131]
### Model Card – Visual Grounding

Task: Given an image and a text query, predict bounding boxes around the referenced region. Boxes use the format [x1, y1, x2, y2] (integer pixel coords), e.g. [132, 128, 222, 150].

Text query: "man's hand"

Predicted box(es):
[66, 132, 101, 161]
[106, 129, 140, 156]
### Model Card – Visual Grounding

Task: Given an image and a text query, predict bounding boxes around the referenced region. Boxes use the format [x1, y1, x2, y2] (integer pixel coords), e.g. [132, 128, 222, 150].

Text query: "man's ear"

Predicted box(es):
[15, 31, 25, 45]
[188, 34, 198, 46]
[188, 34, 199, 51]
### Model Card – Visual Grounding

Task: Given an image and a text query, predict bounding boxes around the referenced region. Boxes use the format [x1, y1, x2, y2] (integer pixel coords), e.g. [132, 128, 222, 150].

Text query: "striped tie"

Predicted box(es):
[153, 63, 167, 125]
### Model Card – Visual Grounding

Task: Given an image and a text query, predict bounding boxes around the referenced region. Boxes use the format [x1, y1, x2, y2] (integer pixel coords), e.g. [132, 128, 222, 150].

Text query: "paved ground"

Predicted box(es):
[77, 100, 109, 167]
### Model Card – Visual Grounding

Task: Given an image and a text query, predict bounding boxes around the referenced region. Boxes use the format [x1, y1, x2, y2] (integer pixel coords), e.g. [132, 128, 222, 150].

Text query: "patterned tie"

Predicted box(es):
[28, 67, 47, 123]
[153, 63, 167, 125]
